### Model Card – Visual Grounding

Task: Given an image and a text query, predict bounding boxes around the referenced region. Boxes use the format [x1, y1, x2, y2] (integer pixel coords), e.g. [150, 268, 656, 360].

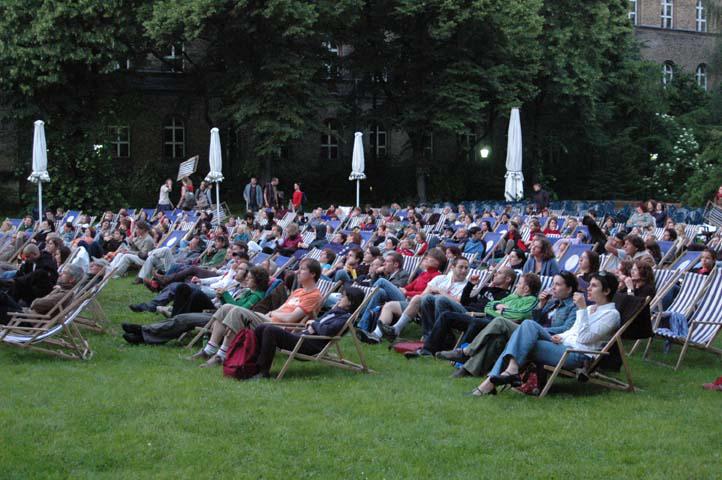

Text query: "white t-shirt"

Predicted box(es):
[427, 272, 466, 298]
[158, 185, 171, 205]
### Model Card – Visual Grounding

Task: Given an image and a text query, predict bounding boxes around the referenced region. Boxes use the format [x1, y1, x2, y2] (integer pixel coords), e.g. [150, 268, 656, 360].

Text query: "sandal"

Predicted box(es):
[489, 372, 522, 387]
[466, 386, 497, 397]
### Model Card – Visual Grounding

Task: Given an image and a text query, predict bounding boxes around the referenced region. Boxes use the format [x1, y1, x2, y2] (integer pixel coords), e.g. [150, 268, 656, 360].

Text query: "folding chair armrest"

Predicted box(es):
[689, 321, 721, 325]
[563, 349, 609, 356]
[298, 334, 338, 341]
[6, 315, 54, 324]
[8, 312, 52, 319]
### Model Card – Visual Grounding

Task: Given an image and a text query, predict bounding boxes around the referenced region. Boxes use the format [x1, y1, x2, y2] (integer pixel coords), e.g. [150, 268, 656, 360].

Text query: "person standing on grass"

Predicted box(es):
[291, 182, 305, 214]
[157, 178, 174, 211]
[243, 177, 263, 213]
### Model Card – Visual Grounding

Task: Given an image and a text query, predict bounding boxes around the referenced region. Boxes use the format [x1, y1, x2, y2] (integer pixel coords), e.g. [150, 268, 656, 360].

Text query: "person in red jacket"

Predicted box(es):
[291, 182, 304, 213]
[357, 248, 447, 343]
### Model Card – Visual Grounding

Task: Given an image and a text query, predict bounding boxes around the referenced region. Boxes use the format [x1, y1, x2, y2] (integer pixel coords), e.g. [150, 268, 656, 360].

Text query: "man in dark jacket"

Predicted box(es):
[250, 286, 365, 379]
[532, 183, 550, 213]
[0, 244, 58, 305]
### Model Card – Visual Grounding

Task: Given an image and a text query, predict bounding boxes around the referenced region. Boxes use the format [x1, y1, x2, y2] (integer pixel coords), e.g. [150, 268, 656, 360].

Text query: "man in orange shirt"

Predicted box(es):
[193, 259, 322, 367]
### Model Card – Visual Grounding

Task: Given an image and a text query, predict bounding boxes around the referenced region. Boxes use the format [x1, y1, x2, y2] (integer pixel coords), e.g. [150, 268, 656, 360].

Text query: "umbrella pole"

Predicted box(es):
[215, 183, 221, 225]
[356, 180, 360, 208]
[38, 182, 43, 223]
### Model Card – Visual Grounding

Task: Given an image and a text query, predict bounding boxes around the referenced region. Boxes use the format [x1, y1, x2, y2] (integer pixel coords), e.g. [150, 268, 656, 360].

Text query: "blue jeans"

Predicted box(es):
[334, 270, 353, 284]
[418, 295, 467, 338]
[489, 320, 589, 377]
[358, 278, 407, 331]
[1, 270, 16, 280]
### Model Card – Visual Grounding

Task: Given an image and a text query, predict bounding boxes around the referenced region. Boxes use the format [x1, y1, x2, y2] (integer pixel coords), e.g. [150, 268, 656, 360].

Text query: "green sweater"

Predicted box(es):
[221, 289, 265, 309]
[484, 293, 539, 321]
[200, 248, 227, 268]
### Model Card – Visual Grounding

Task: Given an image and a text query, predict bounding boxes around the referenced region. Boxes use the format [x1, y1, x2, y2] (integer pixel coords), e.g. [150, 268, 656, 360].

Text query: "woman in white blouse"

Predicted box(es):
[470, 271, 620, 396]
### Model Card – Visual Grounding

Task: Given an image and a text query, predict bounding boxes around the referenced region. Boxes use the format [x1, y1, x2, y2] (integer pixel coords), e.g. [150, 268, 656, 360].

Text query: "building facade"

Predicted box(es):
[632, 0, 719, 88]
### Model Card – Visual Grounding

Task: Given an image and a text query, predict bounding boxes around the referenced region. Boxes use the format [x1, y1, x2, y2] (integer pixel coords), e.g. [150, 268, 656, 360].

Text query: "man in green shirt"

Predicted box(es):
[483, 272, 541, 322]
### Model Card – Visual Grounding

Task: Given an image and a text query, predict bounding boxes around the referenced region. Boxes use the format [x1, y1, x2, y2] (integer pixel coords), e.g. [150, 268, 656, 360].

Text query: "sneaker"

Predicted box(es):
[188, 349, 211, 361]
[379, 323, 398, 341]
[356, 329, 381, 345]
[156, 306, 172, 318]
[404, 348, 432, 359]
[435, 348, 467, 362]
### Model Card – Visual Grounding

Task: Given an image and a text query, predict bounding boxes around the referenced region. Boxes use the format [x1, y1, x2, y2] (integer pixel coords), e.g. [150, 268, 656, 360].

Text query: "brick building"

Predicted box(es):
[632, 0, 719, 88]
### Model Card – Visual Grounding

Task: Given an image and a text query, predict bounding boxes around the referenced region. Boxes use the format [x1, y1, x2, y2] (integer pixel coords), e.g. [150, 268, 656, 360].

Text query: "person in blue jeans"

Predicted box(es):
[469, 272, 620, 396]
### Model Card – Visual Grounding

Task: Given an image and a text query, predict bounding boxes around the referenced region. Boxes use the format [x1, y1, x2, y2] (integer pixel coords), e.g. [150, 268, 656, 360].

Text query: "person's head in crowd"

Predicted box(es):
[699, 248, 717, 272]
[348, 231, 362, 245]
[294, 182, 301, 191]
[336, 285, 365, 313]
[285, 223, 300, 238]
[245, 264, 269, 292]
[646, 199, 657, 214]
[491, 268, 516, 290]
[423, 247, 447, 272]
[363, 246, 381, 264]
[617, 258, 633, 281]
[631, 259, 654, 289]
[623, 234, 645, 256]
[589, 271, 619, 303]
[319, 248, 336, 267]
[22, 244, 41, 262]
[88, 260, 108, 277]
[674, 224, 686, 240]
[455, 228, 468, 241]
[551, 271, 578, 300]
[136, 221, 150, 236]
[579, 250, 600, 275]
[56, 245, 71, 266]
[508, 248, 527, 269]
[44, 237, 63, 256]
[213, 234, 229, 251]
[39, 219, 55, 232]
[229, 242, 246, 259]
[99, 219, 111, 232]
[22, 215, 33, 228]
[533, 183, 541, 192]
[45, 210, 56, 222]
[480, 220, 492, 233]
[442, 226, 454, 238]
[0, 219, 13, 232]
[450, 256, 470, 281]
[58, 263, 84, 289]
[516, 272, 541, 297]
[445, 245, 462, 263]
[644, 238, 662, 263]
[332, 232, 347, 244]
[346, 248, 363, 267]
[298, 258, 321, 284]
[383, 251, 403, 275]
[530, 236, 555, 261]
[575, 231, 588, 243]
[468, 226, 482, 240]
[369, 257, 384, 276]
[63, 222, 74, 234]
[270, 225, 283, 239]
[603, 217, 615, 231]
[499, 213, 510, 223]
[636, 202, 648, 214]
[384, 236, 399, 251]
[566, 217, 578, 231]
[529, 219, 542, 232]
[547, 217, 559, 232]
[232, 241, 248, 254]
[112, 228, 125, 242]
[397, 238, 415, 253]
[137, 210, 149, 222]
[149, 228, 161, 244]
[662, 228, 677, 241]
[665, 217, 675, 229]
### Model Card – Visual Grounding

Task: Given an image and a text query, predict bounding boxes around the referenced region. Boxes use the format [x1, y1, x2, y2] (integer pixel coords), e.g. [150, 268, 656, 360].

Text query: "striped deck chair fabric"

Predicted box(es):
[647, 271, 722, 369]
[251, 252, 271, 266]
[480, 232, 504, 263]
[158, 229, 188, 250]
[557, 243, 593, 273]
[657, 272, 711, 321]
[402, 256, 423, 277]
[539, 275, 555, 292]
[670, 250, 702, 272]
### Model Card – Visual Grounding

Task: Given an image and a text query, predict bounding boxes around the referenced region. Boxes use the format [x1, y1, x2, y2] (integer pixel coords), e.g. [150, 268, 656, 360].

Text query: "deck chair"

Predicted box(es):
[669, 250, 702, 272]
[478, 232, 504, 264]
[273, 287, 378, 380]
[557, 243, 594, 273]
[0, 290, 95, 360]
[74, 268, 117, 332]
[271, 254, 296, 278]
[251, 252, 271, 266]
[643, 271, 721, 369]
[402, 256, 423, 281]
[156, 229, 189, 251]
[656, 240, 676, 266]
[539, 295, 651, 397]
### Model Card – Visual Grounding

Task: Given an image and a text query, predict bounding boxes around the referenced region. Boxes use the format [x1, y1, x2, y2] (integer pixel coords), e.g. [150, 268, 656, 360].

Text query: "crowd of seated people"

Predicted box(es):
[4, 190, 720, 388]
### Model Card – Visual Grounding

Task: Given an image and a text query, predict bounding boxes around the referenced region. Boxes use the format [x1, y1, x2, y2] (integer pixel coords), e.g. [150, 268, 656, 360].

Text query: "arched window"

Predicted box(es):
[661, 0, 673, 29]
[662, 62, 674, 86]
[696, 64, 707, 91]
[696, 0, 707, 32]
[163, 116, 186, 158]
[369, 124, 387, 157]
[320, 119, 339, 160]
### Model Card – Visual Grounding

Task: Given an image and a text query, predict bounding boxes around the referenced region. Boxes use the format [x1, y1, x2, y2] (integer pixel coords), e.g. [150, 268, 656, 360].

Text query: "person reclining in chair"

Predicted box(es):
[251, 286, 365, 379]
[0, 264, 84, 324]
[190, 259, 322, 367]
[468, 272, 619, 396]
[0, 244, 58, 306]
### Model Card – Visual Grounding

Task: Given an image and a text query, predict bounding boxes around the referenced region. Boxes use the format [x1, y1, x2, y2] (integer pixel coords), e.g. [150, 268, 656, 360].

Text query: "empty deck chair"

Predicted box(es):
[273, 287, 378, 380]
[643, 271, 721, 369]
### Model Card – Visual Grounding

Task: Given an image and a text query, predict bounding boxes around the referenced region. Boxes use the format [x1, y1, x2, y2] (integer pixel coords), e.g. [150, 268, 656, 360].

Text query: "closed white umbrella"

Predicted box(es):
[504, 107, 524, 202]
[204, 127, 224, 224]
[28, 120, 50, 222]
[349, 131, 366, 207]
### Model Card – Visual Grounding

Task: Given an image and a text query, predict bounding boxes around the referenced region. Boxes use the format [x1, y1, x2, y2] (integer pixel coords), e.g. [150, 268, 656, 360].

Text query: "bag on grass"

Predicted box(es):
[392, 341, 425, 354]
[222, 328, 259, 380]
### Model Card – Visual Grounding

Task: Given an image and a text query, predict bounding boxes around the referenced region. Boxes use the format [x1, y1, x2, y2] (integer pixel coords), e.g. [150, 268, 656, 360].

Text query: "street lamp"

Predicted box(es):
[479, 147, 490, 159]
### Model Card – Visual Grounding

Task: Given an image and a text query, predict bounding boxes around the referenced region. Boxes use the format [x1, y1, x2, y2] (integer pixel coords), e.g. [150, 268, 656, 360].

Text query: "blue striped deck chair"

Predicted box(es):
[139, 208, 156, 221]
[557, 243, 593, 273]
[272, 254, 295, 277]
[479, 232, 504, 264]
[326, 220, 342, 233]
[7, 218, 22, 233]
[656, 240, 676, 266]
[325, 242, 346, 254]
[302, 248, 324, 262]
[572, 225, 590, 239]
[670, 250, 702, 272]
[641, 271, 712, 359]
[359, 231, 374, 248]
[461, 252, 477, 264]
[403, 255, 423, 280]
[644, 270, 721, 369]
[251, 252, 271, 266]
[157, 229, 188, 251]
[539, 275, 555, 292]
[60, 210, 82, 227]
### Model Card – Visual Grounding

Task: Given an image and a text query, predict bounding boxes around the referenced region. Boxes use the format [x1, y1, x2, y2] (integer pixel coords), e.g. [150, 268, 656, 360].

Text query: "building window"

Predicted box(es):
[629, 0, 637, 25]
[423, 132, 434, 160]
[163, 117, 185, 158]
[162, 42, 184, 73]
[369, 124, 387, 157]
[662, 62, 674, 86]
[322, 41, 339, 78]
[696, 64, 707, 91]
[320, 119, 339, 160]
[108, 126, 130, 157]
[459, 132, 477, 151]
[661, 0, 673, 29]
[696, 0, 707, 32]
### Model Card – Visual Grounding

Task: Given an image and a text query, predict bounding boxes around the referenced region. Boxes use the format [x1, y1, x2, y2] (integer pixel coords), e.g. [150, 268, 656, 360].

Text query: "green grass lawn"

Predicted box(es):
[1, 278, 720, 479]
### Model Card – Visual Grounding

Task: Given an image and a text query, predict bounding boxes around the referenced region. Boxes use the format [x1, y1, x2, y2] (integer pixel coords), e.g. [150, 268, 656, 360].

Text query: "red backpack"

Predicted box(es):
[222, 328, 259, 380]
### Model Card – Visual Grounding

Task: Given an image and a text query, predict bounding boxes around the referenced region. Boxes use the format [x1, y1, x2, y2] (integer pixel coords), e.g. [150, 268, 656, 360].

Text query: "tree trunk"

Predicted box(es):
[416, 166, 427, 203]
